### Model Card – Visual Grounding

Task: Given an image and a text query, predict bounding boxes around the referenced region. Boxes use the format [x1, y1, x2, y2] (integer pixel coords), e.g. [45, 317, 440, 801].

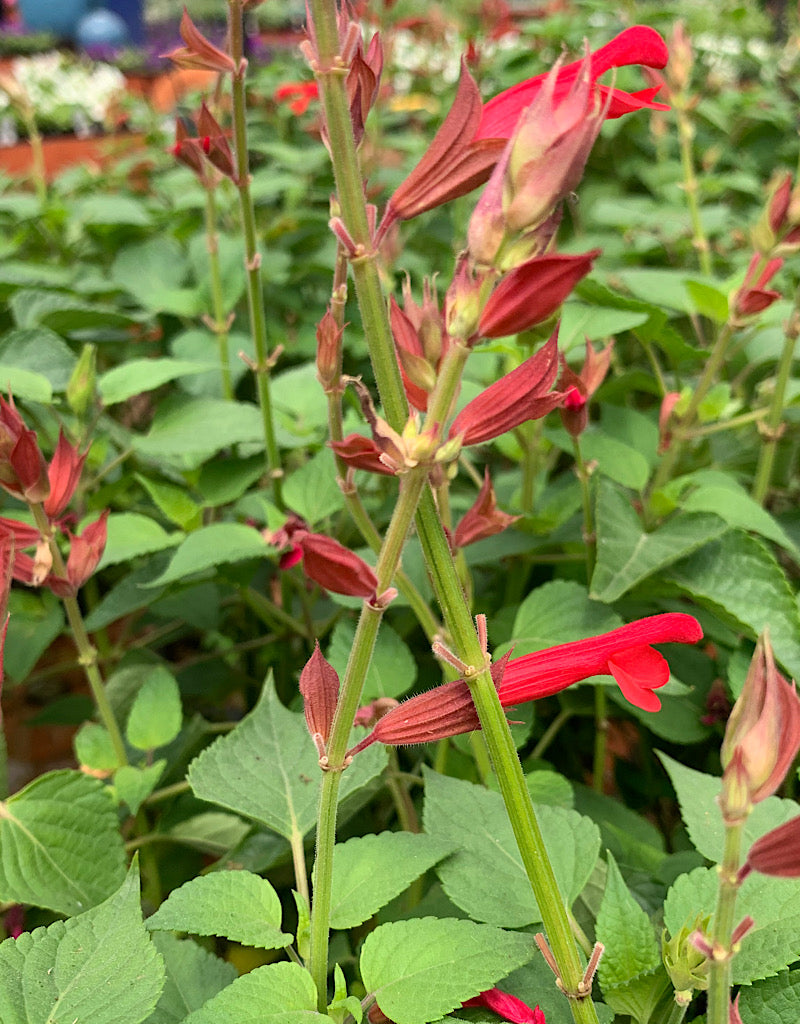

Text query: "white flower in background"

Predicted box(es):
[5, 52, 125, 132]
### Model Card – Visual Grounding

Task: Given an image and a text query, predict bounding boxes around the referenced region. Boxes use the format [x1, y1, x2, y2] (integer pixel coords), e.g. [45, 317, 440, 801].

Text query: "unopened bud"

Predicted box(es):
[67, 344, 97, 418]
[299, 641, 340, 757]
[445, 259, 484, 342]
[662, 916, 711, 997]
[315, 309, 344, 391]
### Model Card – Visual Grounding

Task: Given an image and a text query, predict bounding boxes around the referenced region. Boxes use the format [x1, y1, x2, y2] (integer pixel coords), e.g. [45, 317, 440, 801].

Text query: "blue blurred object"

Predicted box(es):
[104, 0, 145, 46]
[76, 8, 130, 51]
[17, 0, 90, 37]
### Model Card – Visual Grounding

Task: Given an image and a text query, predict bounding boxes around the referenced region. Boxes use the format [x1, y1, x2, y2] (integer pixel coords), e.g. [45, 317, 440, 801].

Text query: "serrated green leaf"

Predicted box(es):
[664, 866, 800, 984]
[115, 761, 167, 815]
[686, 280, 729, 323]
[188, 675, 386, 839]
[505, 579, 620, 659]
[657, 753, 800, 863]
[0, 861, 164, 1024]
[665, 531, 800, 678]
[126, 665, 183, 750]
[738, 970, 800, 1024]
[75, 722, 119, 772]
[100, 358, 216, 405]
[592, 478, 729, 602]
[596, 853, 660, 988]
[97, 512, 183, 571]
[602, 967, 672, 1024]
[134, 397, 265, 460]
[166, 812, 251, 855]
[146, 523, 268, 586]
[3, 588, 64, 683]
[136, 473, 203, 530]
[0, 326, 77, 390]
[361, 918, 534, 1024]
[330, 833, 455, 929]
[147, 871, 291, 949]
[423, 769, 600, 927]
[327, 619, 418, 702]
[282, 447, 346, 524]
[0, 769, 126, 915]
[145, 934, 238, 1024]
[182, 961, 323, 1023]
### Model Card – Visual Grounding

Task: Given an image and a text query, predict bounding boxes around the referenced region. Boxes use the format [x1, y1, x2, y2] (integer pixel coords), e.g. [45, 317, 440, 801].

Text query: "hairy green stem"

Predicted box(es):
[752, 310, 798, 503]
[675, 95, 712, 276]
[30, 502, 127, 766]
[707, 821, 745, 1024]
[203, 186, 234, 400]
[228, 0, 283, 506]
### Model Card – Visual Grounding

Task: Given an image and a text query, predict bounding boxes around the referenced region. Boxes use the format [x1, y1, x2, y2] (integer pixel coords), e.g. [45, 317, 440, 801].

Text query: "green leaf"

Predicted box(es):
[658, 753, 800, 862]
[677, 473, 800, 558]
[738, 971, 800, 1024]
[271, 363, 333, 438]
[330, 833, 455, 929]
[578, 430, 651, 490]
[136, 474, 203, 530]
[592, 479, 729, 602]
[75, 722, 119, 772]
[506, 579, 620, 659]
[97, 512, 183, 571]
[0, 769, 126, 915]
[146, 871, 291, 949]
[559, 303, 649, 347]
[360, 918, 534, 1024]
[181, 961, 325, 1024]
[166, 812, 251, 856]
[0, 326, 77, 390]
[0, 860, 164, 1024]
[126, 665, 183, 750]
[282, 447, 345, 524]
[685, 279, 730, 323]
[0, 365, 52, 402]
[602, 967, 672, 1024]
[145, 933, 238, 1024]
[423, 768, 600, 927]
[99, 358, 216, 405]
[146, 523, 268, 586]
[134, 397, 265, 460]
[327, 619, 418, 702]
[198, 454, 265, 507]
[596, 853, 660, 988]
[10, 288, 138, 332]
[664, 866, 800, 984]
[114, 762, 167, 815]
[111, 237, 202, 316]
[188, 674, 386, 839]
[665, 531, 800, 678]
[3, 589, 64, 683]
[74, 194, 153, 226]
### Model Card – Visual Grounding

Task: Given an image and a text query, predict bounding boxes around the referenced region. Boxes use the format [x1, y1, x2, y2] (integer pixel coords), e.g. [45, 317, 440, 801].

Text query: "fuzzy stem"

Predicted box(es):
[228, 0, 283, 507]
[675, 94, 712, 277]
[751, 308, 798, 503]
[707, 821, 745, 1024]
[203, 185, 234, 400]
[30, 503, 127, 766]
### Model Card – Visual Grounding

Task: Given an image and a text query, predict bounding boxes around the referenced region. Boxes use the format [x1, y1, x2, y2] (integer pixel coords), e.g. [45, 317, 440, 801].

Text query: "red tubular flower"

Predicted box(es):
[733, 254, 783, 318]
[349, 614, 702, 754]
[558, 339, 614, 437]
[475, 25, 669, 141]
[448, 331, 563, 446]
[463, 988, 546, 1024]
[0, 395, 49, 504]
[741, 814, 800, 880]
[479, 251, 600, 338]
[44, 429, 87, 520]
[275, 81, 320, 116]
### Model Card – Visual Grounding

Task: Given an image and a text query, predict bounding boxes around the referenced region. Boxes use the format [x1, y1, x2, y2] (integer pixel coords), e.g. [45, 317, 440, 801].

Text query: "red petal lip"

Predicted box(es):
[476, 25, 669, 141]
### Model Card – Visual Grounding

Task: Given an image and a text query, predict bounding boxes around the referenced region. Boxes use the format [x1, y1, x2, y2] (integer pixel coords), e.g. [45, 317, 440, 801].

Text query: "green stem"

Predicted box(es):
[675, 95, 712, 277]
[228, 0, 283, 507]
[308, 468, 428, 1009]
[203, 185, 234, 400]
[660, 998, 689, 1024]
[707, 821, 745, 1024]
[751, 310, 798, 503]
[290, 828, 310, 906]
[30, 503, 127, 767]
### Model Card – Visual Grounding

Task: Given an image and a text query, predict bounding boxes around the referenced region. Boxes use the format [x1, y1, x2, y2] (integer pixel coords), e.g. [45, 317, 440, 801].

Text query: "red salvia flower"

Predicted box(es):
[296, 532, 379, 600]
[349, 614, 702, 753]
[0, 395, 49, 504]
[63, 510, 110, 593]
[275, 81, 320, 116]
[733, 254, 783, 318]
[329, 434, 395, 476]
[740, 814, 800, 880]
[163, 8, 236, 74]
[558, 339, 614, 437]
[463, 988, 546, 1024]
[448, 331, 563, 446]
[475, 25, 669, 141]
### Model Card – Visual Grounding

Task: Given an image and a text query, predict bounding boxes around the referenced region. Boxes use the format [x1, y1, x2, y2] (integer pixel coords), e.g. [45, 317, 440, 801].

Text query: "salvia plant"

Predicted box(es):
[0, 2, 799, 1024]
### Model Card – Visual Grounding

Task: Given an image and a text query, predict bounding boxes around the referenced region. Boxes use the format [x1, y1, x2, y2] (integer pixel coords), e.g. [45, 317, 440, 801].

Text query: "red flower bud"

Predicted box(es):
[164, 9, 236, 74]
[742, 814, 800, 879]
[329, 434, 395, 476]
[297, 532, 379, 600]
[299, 641, 340, 757]
[453, 469, 520, 548]
[0, 395, 49, 503]
[44, 429, 87, 520]
[64, 510, 109, 592]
